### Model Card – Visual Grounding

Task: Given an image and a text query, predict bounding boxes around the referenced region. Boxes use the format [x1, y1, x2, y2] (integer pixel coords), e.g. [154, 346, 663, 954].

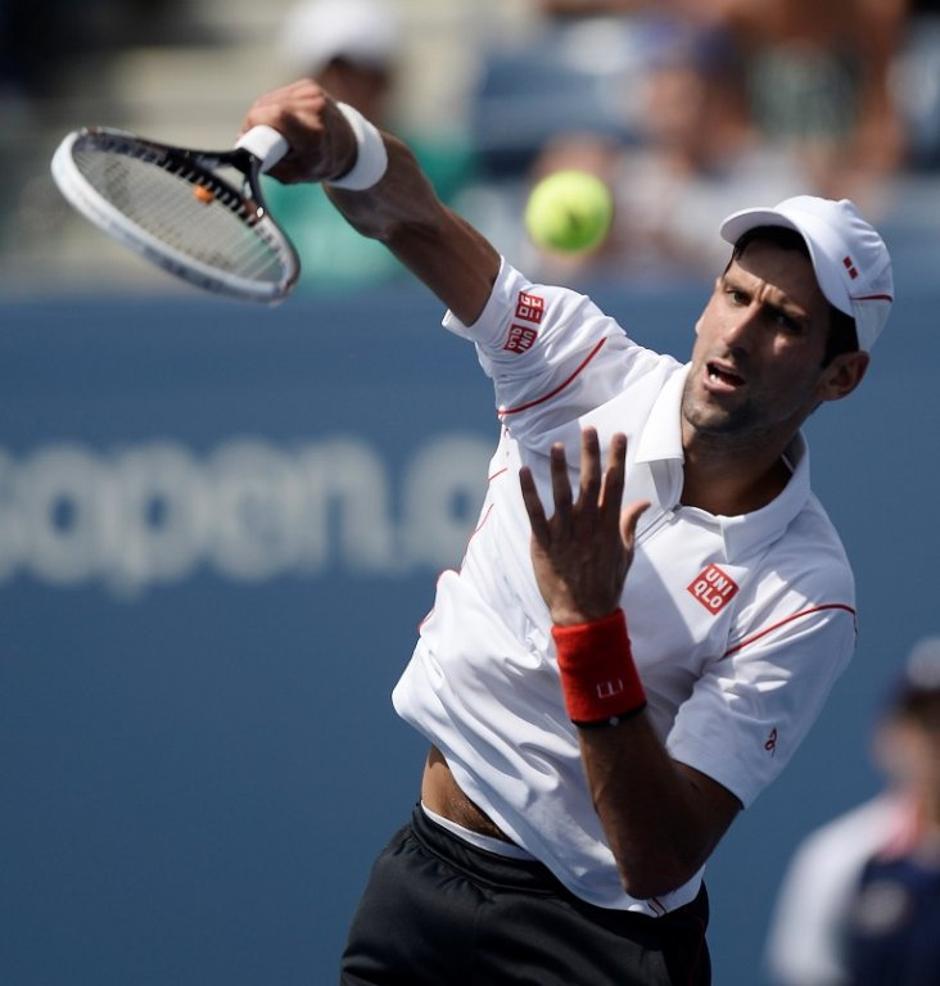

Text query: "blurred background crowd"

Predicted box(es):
[2, 0, 939, 295]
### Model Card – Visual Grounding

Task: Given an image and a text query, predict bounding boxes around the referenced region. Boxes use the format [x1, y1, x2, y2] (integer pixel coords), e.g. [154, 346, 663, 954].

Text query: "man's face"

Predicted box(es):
[681, 240, 838, 446]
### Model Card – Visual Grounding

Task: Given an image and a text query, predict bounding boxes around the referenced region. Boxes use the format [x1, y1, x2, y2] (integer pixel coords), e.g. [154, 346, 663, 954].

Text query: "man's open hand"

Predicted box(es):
[519, 428, 649, 626]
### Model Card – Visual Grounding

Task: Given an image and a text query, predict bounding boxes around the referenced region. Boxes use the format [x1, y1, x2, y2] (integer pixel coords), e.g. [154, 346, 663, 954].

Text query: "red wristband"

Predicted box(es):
[552, 609, 646, 726]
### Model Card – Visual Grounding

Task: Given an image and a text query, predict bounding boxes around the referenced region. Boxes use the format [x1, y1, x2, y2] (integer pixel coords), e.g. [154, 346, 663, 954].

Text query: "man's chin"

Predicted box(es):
[682, 400, 753, 438]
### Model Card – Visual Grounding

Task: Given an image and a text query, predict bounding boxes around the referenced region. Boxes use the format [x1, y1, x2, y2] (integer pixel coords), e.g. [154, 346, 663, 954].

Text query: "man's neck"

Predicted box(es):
[680, 432, 794, 517]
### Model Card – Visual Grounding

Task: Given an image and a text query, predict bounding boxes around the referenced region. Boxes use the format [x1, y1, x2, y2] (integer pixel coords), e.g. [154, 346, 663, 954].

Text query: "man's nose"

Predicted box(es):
[722, 303, 761, 350]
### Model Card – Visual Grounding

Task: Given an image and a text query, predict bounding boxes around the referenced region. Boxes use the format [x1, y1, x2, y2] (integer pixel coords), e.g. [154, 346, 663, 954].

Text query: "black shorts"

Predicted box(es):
[340, 805, 710, 985]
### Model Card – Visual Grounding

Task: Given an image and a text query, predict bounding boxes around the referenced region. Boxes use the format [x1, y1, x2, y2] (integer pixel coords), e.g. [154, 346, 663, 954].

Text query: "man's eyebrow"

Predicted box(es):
[766, 295, 810, 321]
[720, 271, 747, 292]
[722, 271, 810, 321]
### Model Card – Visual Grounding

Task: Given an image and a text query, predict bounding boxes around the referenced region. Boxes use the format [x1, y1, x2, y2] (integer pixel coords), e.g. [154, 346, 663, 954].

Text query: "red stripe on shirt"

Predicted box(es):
[722, 604, 856, 657]
[468, 503, 494, 541]
[498, 338, 607, 416]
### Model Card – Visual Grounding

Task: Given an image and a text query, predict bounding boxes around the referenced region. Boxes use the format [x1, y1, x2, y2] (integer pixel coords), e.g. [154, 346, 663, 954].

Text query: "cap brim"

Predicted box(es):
[719, 206, 853, 317]
[720, 207, 800, 247]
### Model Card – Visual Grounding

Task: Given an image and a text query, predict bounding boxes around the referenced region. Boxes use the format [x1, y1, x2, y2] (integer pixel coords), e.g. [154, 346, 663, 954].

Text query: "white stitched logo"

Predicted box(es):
[596, 678, 625, 700]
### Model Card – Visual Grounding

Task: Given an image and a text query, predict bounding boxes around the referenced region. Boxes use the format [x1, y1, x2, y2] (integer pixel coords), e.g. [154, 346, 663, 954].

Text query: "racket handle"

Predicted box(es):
[236, 125, 289, 172]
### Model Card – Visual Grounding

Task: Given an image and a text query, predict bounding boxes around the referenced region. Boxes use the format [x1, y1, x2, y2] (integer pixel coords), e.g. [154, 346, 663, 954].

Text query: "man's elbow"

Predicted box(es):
[616, 853, 702, 901]
[619, 870, 686, 902]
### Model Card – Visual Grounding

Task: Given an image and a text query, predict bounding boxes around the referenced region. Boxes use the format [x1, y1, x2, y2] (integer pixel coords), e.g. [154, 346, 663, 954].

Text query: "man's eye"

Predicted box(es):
[774, 311, 801, 332]
[727, 289, 747, 305]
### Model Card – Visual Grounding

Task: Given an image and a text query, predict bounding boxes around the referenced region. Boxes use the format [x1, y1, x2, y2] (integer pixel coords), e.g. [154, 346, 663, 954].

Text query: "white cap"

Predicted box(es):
[905, 637, 940, 692]
[720, 195, 894, 352]
[279, 0, 399, 76]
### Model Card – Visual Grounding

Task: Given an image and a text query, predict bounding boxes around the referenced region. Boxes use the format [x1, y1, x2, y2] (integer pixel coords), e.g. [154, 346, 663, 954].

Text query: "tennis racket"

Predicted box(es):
[50, 125, 300, 303]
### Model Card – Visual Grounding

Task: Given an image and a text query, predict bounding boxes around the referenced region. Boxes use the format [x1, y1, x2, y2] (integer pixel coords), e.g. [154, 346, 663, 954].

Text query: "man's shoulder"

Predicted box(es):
[736, 497, 856, 622]
[774, 494, 855, 588]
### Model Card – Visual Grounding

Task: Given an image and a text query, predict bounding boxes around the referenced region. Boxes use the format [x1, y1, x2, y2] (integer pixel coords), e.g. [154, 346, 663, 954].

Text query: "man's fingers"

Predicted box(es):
[599, 432, 627, 519]
[620, 499, 651, 551]
[578, 427, 601, 508]
[519, 466, 550, 544]
[549, 443, 573, 518]
[238, 81, 342, 183]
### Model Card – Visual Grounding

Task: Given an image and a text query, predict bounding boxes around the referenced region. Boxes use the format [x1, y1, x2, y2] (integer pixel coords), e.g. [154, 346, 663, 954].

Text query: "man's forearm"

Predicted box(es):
[521, 430, 743, 899]
[576, 713, 739, 899]
[327, 135, 499, 326]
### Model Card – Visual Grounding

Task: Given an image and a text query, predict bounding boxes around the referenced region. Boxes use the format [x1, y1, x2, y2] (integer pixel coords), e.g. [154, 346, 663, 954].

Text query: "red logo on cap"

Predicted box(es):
[515, 292, 545, 324]
[503, 324, 538, 354]
[687, 564, 739, 614]
[843, 256, 859, 280]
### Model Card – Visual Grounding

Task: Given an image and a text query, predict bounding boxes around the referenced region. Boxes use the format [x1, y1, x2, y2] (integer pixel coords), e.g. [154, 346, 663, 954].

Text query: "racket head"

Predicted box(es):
[51, 127, 300, 303]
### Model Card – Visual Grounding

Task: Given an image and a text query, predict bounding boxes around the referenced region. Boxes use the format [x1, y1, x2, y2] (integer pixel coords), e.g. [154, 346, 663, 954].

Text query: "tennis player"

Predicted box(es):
[240, 80, 894, 985]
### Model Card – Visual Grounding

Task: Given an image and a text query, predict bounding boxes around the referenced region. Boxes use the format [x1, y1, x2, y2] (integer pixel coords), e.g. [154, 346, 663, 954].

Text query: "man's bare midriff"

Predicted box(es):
[421, 745, 514, 843]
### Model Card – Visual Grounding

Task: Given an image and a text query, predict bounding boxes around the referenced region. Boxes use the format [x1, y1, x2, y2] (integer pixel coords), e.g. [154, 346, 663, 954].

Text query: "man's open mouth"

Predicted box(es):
[706, 361, 745, 388]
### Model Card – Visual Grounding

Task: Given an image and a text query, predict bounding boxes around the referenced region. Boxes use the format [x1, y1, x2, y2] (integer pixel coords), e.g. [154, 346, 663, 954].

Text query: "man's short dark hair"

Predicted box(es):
[730, 225, 859, 367]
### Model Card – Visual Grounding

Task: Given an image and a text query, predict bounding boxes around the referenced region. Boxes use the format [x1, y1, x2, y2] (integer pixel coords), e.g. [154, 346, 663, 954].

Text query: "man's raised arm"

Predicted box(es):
[241, 79, 501, 325]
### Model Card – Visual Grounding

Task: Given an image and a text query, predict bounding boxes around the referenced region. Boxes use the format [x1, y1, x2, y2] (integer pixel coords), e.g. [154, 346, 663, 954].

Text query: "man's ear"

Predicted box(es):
[818, 351, 870, 404]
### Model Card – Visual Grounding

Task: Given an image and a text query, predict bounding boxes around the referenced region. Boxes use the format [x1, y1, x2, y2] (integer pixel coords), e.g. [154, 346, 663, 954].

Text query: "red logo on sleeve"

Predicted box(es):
[515, 292, 545, 324]
[687, 564, 739, 614]
[503, 324, 539, 354]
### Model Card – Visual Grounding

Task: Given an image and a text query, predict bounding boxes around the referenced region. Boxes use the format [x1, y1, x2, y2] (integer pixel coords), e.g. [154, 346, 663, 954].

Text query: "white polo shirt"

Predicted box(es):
[392, 259, 857, 916]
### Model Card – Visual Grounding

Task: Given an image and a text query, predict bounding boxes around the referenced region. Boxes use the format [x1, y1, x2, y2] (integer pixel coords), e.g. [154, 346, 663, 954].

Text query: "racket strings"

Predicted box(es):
[72, 145, 287, 284]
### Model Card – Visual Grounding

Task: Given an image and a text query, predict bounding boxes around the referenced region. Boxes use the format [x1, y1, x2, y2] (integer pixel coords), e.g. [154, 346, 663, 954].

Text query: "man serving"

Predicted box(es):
[241, 80, 894, 985]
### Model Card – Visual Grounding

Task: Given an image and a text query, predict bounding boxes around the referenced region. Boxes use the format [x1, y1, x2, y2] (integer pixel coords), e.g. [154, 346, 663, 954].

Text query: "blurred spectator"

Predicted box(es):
[539, 0, 909, 194]
[706, 0, 909, 205]
[766, 637, 940, 986]
[264, 0, 475, 293]
[520, 17, 806, 281]
[515, 0, 918, 280]
[278, 0, 398, 125]
[893, 1, 940, 169]
[538, 0, 680, 18]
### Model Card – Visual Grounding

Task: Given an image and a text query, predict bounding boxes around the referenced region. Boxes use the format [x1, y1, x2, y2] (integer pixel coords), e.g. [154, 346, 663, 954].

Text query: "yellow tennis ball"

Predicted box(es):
[524, 170, 613, 253]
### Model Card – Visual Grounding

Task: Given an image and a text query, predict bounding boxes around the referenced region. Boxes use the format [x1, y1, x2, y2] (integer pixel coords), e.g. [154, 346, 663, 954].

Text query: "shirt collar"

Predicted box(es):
[634, 363, 688, 465]
[717, 432, 811, 561]
[634, 362, 813, 561]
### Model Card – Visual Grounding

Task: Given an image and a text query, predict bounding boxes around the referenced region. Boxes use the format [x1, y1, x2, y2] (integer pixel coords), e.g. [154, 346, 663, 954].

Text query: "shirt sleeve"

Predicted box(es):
[666, 561, 857, 809]
[442, 258, 665, 444]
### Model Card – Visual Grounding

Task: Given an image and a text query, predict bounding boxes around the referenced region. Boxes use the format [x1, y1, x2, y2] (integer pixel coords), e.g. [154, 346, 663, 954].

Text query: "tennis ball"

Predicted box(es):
[524, 170, 613, 253]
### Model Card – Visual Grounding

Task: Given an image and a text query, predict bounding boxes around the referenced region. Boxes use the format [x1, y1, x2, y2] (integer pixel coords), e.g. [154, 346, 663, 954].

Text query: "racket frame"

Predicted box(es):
[51, 127, 300, 303]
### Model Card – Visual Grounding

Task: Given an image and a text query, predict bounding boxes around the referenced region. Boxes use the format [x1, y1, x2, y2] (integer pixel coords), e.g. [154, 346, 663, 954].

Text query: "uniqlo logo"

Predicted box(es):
[687, 564, 739, 614]
[843, 256, 859, 280]
[515, 292, 545, 324]
[503, 324, 538, 354]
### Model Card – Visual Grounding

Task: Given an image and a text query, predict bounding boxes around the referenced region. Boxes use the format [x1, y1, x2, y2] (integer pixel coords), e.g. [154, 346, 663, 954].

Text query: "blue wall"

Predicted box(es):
[1, 271, 936, 985]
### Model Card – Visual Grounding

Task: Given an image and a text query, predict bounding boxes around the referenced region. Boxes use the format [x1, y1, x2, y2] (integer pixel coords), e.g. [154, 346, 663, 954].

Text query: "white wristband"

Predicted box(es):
[328, 102, 389, 191]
